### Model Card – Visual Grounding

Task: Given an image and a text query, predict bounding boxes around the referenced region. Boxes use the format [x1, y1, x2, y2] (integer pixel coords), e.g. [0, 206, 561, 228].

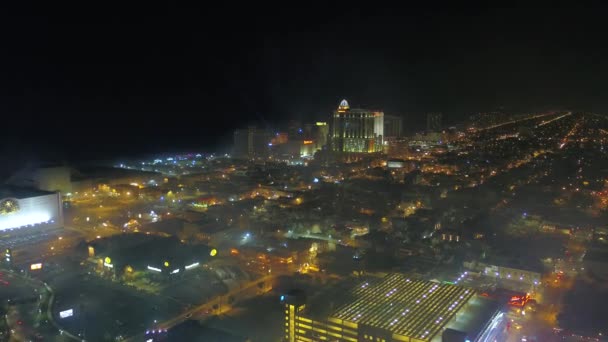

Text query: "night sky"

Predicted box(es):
[1, 4, 607, 168]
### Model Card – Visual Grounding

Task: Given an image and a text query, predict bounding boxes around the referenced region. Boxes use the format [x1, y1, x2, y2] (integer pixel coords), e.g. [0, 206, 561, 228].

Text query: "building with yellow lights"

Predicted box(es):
[87, 233, 217, 277]
[331, 99, 384, 154]
[282, 273, 504, 342]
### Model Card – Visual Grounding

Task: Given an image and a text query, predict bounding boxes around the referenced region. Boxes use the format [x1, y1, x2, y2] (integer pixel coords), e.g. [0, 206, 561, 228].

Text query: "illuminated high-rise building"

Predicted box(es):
[384, 115, 403, 139]
[314, 122, 329, 150]
[426, 112, 442, 132]
[233, 126, 271, 160]
[331, 99, 384, 153]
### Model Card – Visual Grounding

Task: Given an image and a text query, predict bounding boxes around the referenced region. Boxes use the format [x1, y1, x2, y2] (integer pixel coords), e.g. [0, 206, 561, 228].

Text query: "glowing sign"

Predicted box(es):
[185, 262, 199, 270]
[508, 294, 530, 307]
[303, 140, 314, 145]
[102, 256, 113, 267]
[210, 249, 217, 257]
[315, 122, 327, 126]
[30, 263, 42, 270]
[59, 309, 73, 318]
[147, 266, 162, 272]
[0, 199, 19, 215]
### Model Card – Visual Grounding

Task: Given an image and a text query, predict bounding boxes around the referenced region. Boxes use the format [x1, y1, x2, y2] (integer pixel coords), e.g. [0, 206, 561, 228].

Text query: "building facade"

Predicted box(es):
[314, 122, 329, 150]
[233, 126, 271, 160]
[384, 115, 403, 139]
[426, 113, 442, 132]
[0, 187, 63, 232]
[331, 100, 384, 154]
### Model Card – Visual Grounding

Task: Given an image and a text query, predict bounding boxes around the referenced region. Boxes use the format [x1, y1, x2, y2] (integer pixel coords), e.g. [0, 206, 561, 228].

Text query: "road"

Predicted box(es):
[125, 274, 277, 341]
[476, 112, 565, 131]
[505, 238, 586, 342]
[0, 267, 80, 342]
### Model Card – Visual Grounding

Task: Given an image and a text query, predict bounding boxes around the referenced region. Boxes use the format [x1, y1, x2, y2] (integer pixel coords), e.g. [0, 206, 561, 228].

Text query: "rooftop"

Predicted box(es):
[90, 233, 215, 269]
[330, 274, 475, 340]
[0, 186, 55, 199]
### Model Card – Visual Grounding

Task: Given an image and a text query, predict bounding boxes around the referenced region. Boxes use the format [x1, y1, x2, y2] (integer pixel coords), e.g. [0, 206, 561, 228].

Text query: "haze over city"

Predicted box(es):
[1, 4, 608, 342]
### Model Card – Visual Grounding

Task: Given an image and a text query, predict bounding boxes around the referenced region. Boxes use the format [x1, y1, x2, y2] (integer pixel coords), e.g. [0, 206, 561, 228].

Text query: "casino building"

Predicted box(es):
[0, 186, 63, 232]
[331, 100, 385, 154]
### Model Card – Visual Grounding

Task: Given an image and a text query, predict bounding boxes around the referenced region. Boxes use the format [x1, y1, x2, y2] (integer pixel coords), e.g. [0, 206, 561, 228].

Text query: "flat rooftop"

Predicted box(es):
[330, 274, 475, 340]
[0, 186, 55, 199]
[90, 233, 214, 269]
[441, 295, 501, 341]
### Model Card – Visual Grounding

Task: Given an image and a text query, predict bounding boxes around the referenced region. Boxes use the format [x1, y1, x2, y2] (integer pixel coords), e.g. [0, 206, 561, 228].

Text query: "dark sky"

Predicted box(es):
[1, 4, 607, 166]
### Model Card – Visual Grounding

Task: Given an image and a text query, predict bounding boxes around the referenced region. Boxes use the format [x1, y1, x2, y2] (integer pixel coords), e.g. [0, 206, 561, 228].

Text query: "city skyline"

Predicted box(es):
[2, 4, 608, 341]
[2, 110, 607, 340]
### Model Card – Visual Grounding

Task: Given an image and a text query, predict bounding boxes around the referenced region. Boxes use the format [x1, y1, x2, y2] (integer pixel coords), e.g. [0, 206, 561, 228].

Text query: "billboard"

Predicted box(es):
[0, 193, 62, 231]
[59, 309, 73, 318]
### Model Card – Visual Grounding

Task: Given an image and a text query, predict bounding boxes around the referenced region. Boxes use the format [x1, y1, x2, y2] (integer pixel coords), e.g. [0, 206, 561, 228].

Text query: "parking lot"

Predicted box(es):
[50, 272, 183, 341]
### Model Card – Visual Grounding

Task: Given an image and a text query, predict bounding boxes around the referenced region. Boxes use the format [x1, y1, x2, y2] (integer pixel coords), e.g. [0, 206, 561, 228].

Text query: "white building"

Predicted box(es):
[0, 187, 63, 232]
